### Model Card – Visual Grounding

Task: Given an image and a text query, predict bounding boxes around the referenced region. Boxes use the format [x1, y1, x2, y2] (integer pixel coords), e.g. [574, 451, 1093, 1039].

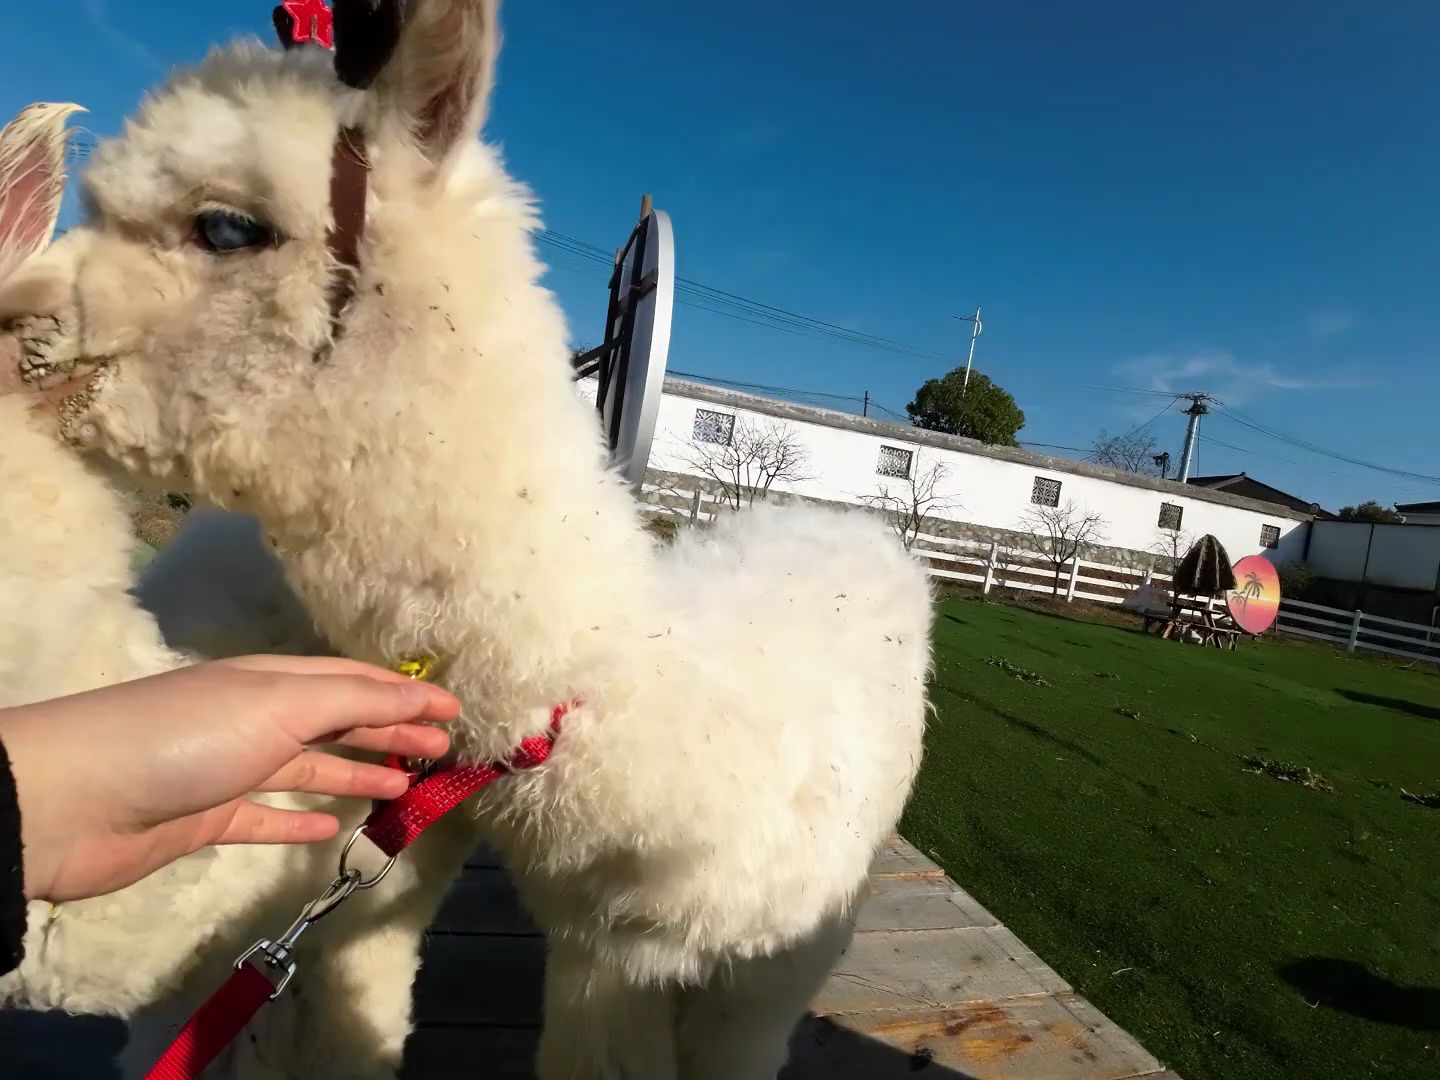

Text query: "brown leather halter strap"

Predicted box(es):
[324, 125, 370, 346]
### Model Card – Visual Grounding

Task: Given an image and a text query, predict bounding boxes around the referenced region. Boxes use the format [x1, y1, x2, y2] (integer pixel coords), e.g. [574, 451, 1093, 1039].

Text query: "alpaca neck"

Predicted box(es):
[259, 350, 654, 759]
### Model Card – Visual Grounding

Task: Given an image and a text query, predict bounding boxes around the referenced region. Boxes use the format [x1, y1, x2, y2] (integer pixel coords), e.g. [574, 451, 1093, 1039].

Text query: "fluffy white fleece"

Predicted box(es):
[0, 3, 934, 1076]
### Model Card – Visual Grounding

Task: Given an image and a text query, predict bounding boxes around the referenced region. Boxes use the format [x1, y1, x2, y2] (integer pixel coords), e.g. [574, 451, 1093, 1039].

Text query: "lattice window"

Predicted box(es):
[1260, 524, 1280, 550]
[1031, 476, 1062, 507]
[876, 446, 914, 479]
[1157, 502, 1184, 530]
[692, 408, 735, 446]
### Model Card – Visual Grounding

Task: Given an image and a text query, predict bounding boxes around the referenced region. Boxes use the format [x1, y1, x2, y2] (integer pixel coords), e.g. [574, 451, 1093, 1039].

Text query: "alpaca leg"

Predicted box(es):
[675, 913, 854, 1080]
[537, 942, 679, 1080]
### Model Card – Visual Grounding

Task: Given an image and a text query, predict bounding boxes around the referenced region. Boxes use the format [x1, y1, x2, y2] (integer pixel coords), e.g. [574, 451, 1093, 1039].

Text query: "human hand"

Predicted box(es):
[0, 655, 459, 902]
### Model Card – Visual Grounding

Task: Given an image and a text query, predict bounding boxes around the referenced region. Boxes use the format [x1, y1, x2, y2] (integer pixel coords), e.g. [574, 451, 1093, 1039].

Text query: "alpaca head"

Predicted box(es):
[0, 1, 571, 516]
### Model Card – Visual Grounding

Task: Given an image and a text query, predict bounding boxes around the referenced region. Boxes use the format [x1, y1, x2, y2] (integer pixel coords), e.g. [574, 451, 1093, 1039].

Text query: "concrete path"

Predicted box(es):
[403, 837, 1181, 1079]
[2, 837, 1179, 1079]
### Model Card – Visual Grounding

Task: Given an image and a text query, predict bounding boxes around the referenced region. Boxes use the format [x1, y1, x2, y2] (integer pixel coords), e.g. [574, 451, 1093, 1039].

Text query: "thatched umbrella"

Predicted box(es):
[1174, 534, 1236, 596]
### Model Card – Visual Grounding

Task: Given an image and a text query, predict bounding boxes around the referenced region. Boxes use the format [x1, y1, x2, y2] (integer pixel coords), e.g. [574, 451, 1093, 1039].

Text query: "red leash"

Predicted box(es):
[142, 963, 275, 1080]
[141, 703, 570, 1080]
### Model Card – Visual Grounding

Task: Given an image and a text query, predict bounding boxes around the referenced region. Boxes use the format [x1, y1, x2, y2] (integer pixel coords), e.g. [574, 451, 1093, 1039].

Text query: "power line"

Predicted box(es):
[670, 370, 865, 406]
[536, 230, 949, 363]
[1198, 431, 1313, 471]
[869, 402, 912, 423]
[1119, 396, 1181, 442]
[1210, 403, 1440, 485]
[1088, 384, 1440, 488]
[1023, 441, 1090, 454]
[1084, 384, 1182, 398]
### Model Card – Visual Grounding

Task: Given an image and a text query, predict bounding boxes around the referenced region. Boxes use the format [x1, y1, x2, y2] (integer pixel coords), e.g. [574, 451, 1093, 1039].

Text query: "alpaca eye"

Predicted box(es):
[195, 210, 275, 253]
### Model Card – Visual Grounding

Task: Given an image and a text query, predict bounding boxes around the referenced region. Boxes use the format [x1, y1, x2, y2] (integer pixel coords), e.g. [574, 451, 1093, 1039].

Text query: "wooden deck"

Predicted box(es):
[4, 837, 1178, 1079]
[404, 838, 1178, 1080]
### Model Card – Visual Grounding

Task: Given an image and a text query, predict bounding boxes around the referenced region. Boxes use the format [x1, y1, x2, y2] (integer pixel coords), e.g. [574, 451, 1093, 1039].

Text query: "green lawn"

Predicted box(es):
[902, 596, 1440, 1080]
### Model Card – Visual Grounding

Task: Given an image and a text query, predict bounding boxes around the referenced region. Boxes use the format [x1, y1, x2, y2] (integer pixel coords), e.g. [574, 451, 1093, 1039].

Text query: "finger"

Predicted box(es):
[217, 656, 461, 722]
[257, 750, 414, 799]
[255, 672, 461, 745]
[212, 801, 341, 846]
[222, 654, 445, 687]
[335, 722, 451, 758]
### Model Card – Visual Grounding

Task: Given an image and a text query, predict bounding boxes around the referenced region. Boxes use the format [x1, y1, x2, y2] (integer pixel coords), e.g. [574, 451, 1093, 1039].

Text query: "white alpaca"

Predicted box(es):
[1, 4, 932, 1078]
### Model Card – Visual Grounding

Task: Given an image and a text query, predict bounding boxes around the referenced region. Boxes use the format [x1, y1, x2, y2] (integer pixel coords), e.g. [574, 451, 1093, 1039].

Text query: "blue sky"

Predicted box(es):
[4, 1, 1438, 510]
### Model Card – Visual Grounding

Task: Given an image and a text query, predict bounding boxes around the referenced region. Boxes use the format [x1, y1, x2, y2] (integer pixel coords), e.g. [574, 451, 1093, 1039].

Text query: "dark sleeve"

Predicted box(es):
[0, 736, 24, 978]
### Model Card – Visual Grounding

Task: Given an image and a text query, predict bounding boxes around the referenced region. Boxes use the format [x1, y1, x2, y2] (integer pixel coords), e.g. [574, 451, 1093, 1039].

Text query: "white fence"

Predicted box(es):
[1275, 597, 1440, 665]
[643, 484, 1440, 663]
[642, 481, 1173, 604]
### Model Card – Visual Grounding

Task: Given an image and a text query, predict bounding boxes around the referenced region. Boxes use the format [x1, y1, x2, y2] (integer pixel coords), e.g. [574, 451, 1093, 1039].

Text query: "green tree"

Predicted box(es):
[1337, 500, 1403, 524]
[906, 370, 1025, 446]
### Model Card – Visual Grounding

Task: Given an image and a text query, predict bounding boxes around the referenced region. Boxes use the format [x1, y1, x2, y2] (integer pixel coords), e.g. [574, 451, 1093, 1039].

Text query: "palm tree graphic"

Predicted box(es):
[1231, 571, 1265, 616]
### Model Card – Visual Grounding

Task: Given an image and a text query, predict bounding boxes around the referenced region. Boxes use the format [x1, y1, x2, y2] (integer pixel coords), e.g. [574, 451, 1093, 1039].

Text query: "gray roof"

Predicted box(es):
[664, 378, 1313, 522]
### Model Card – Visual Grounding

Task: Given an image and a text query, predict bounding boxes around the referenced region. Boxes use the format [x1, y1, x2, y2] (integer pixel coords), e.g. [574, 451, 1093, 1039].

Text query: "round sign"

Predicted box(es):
[571, 207, 675, 491]
[1226, 555, 1281, 634]
[607, 209, 673, 491]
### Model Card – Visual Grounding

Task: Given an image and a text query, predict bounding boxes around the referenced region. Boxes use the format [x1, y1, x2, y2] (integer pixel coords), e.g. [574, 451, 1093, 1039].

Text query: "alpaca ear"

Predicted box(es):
[377, 0, 501, 171]
[0, 103, 83, 286]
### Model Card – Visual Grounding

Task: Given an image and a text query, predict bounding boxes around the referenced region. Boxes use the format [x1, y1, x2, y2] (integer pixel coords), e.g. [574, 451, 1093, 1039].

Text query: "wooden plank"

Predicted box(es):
[871, 836, 946, 879]
[787, 992, 1166, 1080]
[1280, 596, 1351, 616]
[1277, 609, 1348, 629]
[1356, 622, 1439, 646]
[1277, 624, 1349, 646]
[855, 876, 999, 932]
[402, 1025, 539, 1079]
[432, 867, 539, 936]
[929, 568, 987, 585]
[412, 934, 546, 1026]
[1360, 609, 1439, 631]
[813, 926, 1070, 1014]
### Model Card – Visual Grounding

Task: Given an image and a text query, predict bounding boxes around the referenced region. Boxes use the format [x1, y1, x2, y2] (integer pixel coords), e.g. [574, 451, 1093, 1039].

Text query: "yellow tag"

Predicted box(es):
[395, 654, 438, 682]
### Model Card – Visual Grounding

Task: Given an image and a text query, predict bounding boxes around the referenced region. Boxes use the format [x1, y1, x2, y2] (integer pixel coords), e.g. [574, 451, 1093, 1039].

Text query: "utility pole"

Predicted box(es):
[862, 390, 870, 417]
[954, 308, 983, 393]
[1176, 393, 1210, 483]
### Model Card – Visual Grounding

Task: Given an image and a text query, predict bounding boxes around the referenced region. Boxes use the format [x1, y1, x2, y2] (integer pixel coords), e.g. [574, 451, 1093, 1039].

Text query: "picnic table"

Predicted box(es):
[1142, 595, 1242, 650]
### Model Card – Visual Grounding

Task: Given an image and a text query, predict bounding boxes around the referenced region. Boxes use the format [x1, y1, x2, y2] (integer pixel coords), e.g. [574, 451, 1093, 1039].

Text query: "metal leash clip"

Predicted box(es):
[235, 869, 360, 1000]
[234, 654, 435, 1001]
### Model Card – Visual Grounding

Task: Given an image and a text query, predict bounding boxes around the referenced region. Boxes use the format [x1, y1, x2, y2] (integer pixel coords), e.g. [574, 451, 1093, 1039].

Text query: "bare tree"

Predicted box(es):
[859, 456, 957, 550]
[1150, 526, 1194, 575]
[1090, 430, 1162, 474]
[1018, 500, 1108, 596]
[682, 417, 814, 511]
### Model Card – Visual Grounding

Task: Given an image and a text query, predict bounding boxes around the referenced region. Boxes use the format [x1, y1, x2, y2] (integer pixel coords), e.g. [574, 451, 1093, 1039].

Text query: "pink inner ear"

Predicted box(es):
[0, 141, 65, 283]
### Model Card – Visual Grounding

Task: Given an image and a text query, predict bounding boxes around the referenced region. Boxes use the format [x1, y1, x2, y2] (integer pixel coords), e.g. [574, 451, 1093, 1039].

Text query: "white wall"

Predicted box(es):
[1307, 522, 1374, 581]
[642, 382, 1309, 568]
[1308, 521, 1440, 591]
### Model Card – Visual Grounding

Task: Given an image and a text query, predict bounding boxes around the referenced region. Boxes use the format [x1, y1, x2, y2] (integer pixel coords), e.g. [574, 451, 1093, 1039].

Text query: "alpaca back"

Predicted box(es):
[658, 502, 931, 875]
[518, 503, 931, 974]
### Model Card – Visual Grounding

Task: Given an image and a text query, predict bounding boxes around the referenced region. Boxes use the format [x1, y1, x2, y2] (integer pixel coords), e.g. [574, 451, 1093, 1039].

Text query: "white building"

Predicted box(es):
[638, 378, 1311, 568]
